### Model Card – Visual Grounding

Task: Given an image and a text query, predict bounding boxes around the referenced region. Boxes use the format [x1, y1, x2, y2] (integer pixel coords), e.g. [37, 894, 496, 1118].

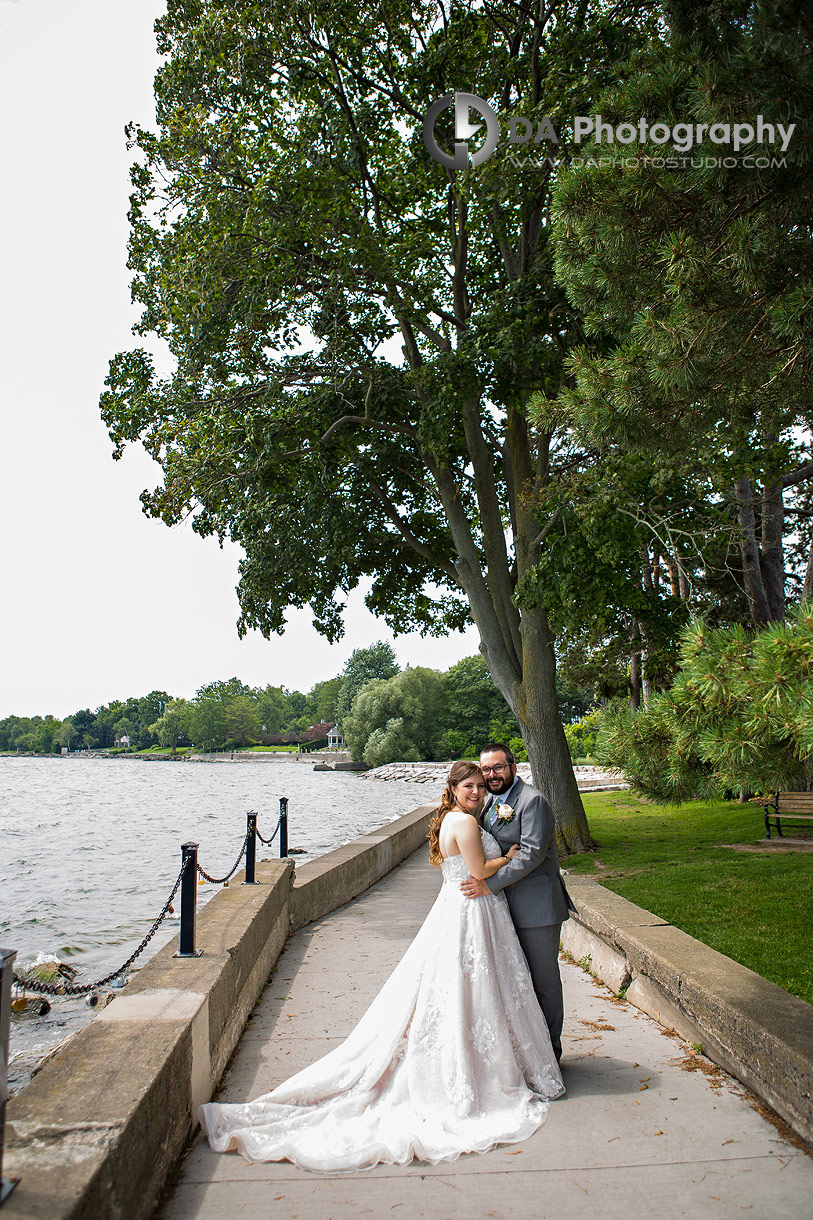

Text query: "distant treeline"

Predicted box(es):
[1, 643, 591, 761]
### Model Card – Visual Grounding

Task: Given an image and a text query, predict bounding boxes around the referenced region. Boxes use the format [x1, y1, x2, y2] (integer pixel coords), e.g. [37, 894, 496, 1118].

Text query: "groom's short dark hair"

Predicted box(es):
[481, 742, 515, 766]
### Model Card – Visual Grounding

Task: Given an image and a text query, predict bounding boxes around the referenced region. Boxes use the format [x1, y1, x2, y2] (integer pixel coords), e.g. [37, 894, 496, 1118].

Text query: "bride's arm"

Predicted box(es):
[455, 816, 517, 879]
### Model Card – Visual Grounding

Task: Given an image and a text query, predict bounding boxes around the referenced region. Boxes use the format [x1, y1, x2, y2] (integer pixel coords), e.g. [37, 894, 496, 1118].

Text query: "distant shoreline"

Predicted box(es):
[0, 749, 350, 763]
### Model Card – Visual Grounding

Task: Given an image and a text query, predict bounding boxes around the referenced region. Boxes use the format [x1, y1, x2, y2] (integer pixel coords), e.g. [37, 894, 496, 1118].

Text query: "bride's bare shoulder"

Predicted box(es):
[444, 809, 479, 828]
[451, 811, 483, 836]
[439, 809, 475, 848]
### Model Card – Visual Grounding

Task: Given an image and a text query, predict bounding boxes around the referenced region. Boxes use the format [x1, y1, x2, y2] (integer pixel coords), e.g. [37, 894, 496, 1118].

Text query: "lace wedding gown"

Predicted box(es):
[199, 829, 564, 1171]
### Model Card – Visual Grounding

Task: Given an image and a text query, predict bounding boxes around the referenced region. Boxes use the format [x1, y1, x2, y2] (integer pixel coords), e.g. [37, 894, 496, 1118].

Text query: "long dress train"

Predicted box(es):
[199, 829, 565, 1172]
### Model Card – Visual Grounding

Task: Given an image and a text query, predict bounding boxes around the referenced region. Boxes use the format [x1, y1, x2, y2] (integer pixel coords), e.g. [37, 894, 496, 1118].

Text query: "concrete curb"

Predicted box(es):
[561, 876, 813, 1144]
[4, 808, 435, 1220]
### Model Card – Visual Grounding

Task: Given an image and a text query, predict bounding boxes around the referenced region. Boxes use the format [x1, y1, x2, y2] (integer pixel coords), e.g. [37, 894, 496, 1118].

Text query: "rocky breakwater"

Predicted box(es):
[360, 761, 627, 791]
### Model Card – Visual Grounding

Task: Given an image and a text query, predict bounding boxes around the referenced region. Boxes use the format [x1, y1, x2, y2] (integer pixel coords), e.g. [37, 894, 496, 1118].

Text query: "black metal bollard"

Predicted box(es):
[1, 948, 19, 1206]
[174, 843, 202, 958]
[279, 797, 288, 858]
[244, 811, 257, 885]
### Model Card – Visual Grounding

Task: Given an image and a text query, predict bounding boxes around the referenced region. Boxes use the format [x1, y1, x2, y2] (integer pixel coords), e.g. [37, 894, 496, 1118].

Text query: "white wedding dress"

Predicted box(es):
[199, 829, 564, 1171]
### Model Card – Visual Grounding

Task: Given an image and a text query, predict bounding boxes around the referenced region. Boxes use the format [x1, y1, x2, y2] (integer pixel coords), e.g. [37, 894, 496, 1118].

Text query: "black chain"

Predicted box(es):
[195, 832, 250, 885]
[13, 855, 191, 997]
[256, 814, 281, 846]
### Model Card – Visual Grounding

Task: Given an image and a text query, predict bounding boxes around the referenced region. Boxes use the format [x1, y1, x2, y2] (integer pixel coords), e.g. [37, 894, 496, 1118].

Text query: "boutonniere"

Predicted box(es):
[495, 801, 516, 825]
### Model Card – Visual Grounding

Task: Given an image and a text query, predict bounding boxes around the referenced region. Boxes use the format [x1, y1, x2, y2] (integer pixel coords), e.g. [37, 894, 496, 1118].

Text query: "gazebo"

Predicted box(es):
[327, 724, 345, 750]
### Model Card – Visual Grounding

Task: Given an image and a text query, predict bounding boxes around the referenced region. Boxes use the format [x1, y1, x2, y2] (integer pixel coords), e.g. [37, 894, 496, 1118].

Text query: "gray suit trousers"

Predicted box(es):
[514, 922, 564, 1061]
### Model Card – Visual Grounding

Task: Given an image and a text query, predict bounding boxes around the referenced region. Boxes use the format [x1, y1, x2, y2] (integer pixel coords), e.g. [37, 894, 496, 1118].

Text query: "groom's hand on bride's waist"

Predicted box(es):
[460, 876, 490, 898]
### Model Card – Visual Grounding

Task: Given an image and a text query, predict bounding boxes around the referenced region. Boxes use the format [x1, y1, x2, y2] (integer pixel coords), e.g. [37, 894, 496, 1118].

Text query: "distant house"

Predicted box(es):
[327, 724, 345, 750]
[115, 735, 131, 748]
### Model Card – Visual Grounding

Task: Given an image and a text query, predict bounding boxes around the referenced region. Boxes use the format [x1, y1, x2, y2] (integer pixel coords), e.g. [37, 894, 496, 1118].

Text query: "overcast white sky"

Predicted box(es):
[0, 0, 479, 720]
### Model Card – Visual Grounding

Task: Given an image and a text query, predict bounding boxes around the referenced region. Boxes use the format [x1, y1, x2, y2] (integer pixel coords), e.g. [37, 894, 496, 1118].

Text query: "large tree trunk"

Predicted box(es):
[733, 474, 786, 625]
[734, 475, 773, 624]
[514, 606, 597, 855]
[479, 603, 596, 854]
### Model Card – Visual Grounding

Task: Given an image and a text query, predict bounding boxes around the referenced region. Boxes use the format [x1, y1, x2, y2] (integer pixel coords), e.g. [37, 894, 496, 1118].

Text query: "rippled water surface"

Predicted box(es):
[2, 756, 440, 1088]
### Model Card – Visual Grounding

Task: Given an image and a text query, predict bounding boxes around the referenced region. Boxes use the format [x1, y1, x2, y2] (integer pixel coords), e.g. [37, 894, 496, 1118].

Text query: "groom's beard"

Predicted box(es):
[485, 774, 514, 796]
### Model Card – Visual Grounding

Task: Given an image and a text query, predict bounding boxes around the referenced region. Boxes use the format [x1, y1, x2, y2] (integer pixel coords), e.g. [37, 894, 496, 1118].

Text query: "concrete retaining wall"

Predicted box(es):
[4, 805, 435, 1220]
[561, 876, 813, 1144]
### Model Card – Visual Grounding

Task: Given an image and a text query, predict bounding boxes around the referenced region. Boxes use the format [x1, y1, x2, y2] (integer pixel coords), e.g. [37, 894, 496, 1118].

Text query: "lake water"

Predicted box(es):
[1, 756, 441, 1090]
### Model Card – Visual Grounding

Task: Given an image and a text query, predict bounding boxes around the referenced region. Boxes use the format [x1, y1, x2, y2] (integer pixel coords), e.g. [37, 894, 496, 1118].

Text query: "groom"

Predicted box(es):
[460, 743, 574, 1062]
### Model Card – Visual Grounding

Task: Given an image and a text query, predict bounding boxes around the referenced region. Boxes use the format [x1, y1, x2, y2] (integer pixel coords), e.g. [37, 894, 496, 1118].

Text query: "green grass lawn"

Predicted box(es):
[566, 792, 813, 1005]
[248, 745, 300, 752]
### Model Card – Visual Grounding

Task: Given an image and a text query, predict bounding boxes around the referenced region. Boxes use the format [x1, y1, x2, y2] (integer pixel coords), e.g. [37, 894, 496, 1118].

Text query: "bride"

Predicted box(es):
[199, 760, 565, 1171]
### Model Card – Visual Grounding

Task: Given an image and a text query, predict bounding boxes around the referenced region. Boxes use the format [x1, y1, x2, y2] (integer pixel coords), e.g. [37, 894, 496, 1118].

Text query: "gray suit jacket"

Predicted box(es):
[484, 777, 574, 928]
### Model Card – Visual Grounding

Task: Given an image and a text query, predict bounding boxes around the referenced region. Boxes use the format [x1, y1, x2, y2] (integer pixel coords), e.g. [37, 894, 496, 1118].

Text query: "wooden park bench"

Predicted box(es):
[759, 791, 813, 839]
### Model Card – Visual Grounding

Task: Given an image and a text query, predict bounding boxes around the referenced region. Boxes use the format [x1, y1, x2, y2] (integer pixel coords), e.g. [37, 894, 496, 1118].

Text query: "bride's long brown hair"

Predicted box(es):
[427, 760, 485, 867]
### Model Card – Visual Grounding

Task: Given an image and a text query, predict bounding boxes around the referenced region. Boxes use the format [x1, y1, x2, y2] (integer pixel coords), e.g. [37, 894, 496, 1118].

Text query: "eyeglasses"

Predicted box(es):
[481, 764, 509, 774]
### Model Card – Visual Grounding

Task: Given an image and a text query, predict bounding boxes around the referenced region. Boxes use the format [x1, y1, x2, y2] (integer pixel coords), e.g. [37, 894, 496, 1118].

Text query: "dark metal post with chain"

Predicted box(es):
[279, 797, 288, 858]
[244, 812, 257, 885]
[174, 844, 202, 958]
[0, 949, 18, 1206]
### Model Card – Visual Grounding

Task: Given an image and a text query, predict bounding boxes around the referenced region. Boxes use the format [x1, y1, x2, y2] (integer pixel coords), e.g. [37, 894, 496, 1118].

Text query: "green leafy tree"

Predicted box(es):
[70, 708, 98, 749]
[225, 695, 261, 745]
[137, 691, 171, 745]
[32, 716, 61, 754]
[255, 684, 288, 735]
[343, 667, 446, 765]
[98, 0, 660, 849]
[522, 448, 719, 708]
[57, 719, 79, 750]
[550, 0, 813, 627]
[438, 655, 519, 758]
[113, 717, 139, 745]
[335, 643, 399, 726]
[185, 678, 253, 748]
[310, 676, 343, 725]
[149, 698, 188, 751]
[281, 689, 314, 727]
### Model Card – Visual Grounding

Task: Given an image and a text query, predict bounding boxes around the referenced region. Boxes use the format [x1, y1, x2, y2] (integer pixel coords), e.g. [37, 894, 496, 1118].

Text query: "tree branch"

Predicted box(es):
[781, 460, 813, 490]
[368, 477, 458, 583]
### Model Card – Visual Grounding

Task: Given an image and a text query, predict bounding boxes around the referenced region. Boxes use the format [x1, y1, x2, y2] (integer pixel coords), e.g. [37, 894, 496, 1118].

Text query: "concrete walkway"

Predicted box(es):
[156, 848, 813, 1220]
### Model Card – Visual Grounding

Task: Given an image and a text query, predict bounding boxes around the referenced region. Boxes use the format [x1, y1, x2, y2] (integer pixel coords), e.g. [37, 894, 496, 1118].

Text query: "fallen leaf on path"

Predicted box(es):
[572, 1180, 588, 1194]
